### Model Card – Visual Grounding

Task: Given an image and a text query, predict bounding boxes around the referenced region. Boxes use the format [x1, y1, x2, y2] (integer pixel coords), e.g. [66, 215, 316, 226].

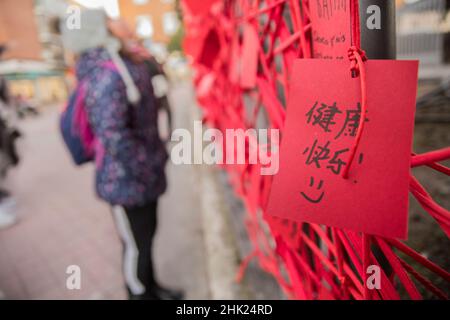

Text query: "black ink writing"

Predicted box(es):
[300, 176, 325, 204]
[315, 0, 347, 20]
[306, 101, 342, 132]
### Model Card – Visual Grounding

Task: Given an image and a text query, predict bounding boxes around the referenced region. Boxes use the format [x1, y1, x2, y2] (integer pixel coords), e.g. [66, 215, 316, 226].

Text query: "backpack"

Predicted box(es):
[60, 50, 141, 166]
[60, 62, 115, 166]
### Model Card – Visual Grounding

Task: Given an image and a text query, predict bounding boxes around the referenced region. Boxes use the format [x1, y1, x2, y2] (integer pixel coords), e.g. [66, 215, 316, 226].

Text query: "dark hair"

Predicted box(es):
[0, 44, 7, 57]
[49, 17, 61, 34]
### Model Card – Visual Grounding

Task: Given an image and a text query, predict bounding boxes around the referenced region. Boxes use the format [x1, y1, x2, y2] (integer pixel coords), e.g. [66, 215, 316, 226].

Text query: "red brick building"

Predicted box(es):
[118, 0, 180, 44]
[0, 0, 43, 60]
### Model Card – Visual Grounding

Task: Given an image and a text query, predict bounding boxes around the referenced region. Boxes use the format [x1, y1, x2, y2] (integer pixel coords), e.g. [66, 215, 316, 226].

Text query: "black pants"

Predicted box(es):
[112, 201, 158, 296]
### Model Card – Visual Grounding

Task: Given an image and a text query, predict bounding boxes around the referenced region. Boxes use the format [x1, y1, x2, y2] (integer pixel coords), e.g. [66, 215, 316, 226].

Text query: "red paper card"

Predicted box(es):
[266, 59, 419, 239]
[309, 0, 352, 59]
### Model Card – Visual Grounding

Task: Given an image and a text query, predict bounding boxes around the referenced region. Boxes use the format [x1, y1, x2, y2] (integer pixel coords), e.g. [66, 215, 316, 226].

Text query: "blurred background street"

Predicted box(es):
[0, 81, 212, 299]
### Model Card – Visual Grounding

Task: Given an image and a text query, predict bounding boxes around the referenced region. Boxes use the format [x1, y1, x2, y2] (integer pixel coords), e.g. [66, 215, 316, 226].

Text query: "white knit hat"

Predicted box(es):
[60, 9, 140, 105]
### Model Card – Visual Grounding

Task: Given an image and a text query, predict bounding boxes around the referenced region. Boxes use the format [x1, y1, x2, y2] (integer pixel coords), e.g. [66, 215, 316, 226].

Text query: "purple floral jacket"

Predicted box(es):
[77, 48, 167, 207]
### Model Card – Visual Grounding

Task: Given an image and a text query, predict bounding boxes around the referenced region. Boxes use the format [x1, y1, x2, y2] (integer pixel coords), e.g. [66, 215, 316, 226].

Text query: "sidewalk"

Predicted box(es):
[0, 83, 210, 299]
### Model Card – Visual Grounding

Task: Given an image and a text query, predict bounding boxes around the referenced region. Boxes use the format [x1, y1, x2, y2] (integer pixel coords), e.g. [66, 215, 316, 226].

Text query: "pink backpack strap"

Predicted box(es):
[101, 61, 117, 71]
[93, 61, 117, 169]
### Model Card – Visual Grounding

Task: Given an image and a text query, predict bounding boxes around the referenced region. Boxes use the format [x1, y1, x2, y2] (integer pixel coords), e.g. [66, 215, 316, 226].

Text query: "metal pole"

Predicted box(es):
[359, 0, 396, 277]
[359, 0, 396, 59]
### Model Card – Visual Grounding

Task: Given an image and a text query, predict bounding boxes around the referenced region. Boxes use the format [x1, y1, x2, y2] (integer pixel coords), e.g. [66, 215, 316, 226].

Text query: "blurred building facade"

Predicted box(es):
[118, 0, 180, 57]
[35, 0, 68, 69]
[0, 0, 43, 61]
[397, 0, 450, 80]
[0, 0, 68, 105]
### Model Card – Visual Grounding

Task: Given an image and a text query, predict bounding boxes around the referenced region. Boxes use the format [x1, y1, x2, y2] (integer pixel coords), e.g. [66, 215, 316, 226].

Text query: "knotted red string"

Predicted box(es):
[342, 46, 368, 179]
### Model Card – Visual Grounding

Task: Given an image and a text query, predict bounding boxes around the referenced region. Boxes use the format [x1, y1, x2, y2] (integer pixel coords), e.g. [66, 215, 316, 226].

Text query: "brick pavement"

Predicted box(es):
[0, 82, 209, 299]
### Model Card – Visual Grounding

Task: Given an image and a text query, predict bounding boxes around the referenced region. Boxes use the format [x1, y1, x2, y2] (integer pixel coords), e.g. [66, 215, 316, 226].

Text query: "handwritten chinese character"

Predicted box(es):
[326, 148, 349, 175]
[303, 139, 331, 168]
[335, 103, 368, 139]
[306, 101, 342, 132]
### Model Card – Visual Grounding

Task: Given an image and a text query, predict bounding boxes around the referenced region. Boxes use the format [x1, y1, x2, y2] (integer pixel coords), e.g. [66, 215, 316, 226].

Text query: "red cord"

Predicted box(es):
[342, 46, 368, 179]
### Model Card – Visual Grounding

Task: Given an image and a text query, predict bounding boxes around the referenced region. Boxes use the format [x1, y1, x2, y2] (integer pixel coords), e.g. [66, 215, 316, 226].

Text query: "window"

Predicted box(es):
[162, 12, 179, 36]
[136, 15, 153, 38]
[133, 0, 149, 5]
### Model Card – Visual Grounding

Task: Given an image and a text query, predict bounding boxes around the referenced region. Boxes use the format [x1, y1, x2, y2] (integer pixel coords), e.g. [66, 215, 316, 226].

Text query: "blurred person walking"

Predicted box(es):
[0, 44, 20, 230]
[60, 10, 181, 300]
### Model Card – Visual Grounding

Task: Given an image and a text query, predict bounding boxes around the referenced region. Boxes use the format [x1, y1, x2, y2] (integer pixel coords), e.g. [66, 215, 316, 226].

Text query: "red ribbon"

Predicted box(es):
[342, 46, 368, 179]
